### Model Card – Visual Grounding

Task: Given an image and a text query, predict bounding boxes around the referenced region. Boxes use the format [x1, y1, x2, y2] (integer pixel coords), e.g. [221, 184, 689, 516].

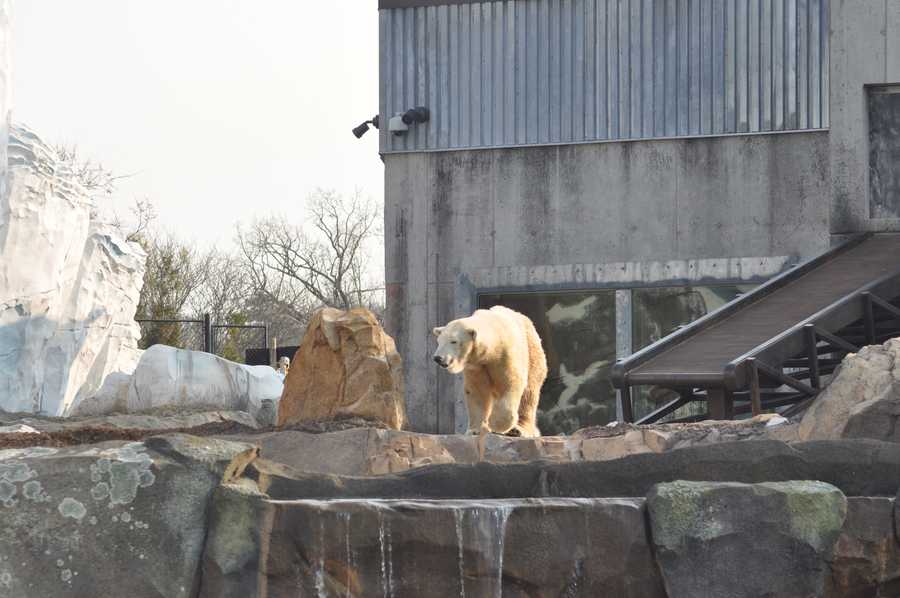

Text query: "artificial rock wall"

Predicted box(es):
[0, 125, 146, 415]
[0, 0, 9, 200]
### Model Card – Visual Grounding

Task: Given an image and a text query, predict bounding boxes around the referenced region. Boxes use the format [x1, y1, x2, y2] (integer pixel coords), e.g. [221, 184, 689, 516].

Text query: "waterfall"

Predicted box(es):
[314, 516, 326, 598]
[452, 503, 513, 598]
[302, 499, 517, 597]
[379, 510, 389, 598]
[342, 512, 353, 598]
[488, 505, 512, 598]
[454, 508, 466, 597]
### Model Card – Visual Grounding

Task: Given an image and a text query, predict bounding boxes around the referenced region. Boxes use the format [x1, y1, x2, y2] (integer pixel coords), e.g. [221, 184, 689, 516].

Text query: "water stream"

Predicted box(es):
[307, 499, 518, 598]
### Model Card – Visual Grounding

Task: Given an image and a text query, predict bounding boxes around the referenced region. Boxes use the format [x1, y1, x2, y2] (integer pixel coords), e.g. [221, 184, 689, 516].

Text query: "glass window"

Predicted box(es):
[631, 285, 754, 420]
[476, 283, 755, 433]
[477, 291, 616, 435]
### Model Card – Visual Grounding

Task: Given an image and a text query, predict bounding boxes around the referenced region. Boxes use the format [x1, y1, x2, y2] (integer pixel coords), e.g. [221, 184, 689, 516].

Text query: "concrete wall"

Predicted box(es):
[384, 2, 900, 434]
[385, 132, 832, 433]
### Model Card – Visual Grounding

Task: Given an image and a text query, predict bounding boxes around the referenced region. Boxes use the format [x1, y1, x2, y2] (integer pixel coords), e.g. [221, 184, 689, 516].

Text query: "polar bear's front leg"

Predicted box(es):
[463, 367, 493, 435]
[464, 395, 485, 436]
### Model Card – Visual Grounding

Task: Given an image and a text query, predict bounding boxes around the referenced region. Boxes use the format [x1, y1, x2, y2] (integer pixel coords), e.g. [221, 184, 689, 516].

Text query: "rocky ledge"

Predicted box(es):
[2, 428, 900, 597]
[4, 337, 900, 598]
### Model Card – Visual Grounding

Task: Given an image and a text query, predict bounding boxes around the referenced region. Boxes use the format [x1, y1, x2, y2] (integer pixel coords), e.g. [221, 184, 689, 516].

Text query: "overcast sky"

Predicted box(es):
[12, 1, 384, 247]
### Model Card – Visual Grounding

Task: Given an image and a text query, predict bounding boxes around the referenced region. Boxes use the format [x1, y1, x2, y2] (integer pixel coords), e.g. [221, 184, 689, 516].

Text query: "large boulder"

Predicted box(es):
[0, 434, 257, 597]
[70, 345, 283, 425]
[278, 307, 405, 430]
[800, 339, 900, 442]
[647, 480, 847, 598]
[0, 126, 145, 416]
[200, 487, 665, 598]
[829, 497, 900, 597]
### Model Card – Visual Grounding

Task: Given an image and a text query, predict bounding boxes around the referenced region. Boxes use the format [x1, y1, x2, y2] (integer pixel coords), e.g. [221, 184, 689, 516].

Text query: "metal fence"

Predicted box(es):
[135, 314, 269, 361]
[379, 0, 829, 153]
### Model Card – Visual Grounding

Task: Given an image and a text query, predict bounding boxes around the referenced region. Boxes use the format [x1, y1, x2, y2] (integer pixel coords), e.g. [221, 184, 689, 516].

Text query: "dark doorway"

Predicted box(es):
[869, 85, 900, 219]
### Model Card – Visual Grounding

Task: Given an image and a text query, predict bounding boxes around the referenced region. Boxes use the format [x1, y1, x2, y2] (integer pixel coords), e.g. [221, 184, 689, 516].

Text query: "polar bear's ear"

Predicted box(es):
[467, 328, 477, 341]
[432, 326, 445, 337]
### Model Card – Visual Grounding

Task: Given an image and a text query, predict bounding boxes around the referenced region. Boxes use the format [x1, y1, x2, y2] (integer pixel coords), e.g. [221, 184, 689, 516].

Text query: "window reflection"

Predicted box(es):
[477, 284, 754, 434]
[478, 291, 616, 435]
[631, 285, 754, 421]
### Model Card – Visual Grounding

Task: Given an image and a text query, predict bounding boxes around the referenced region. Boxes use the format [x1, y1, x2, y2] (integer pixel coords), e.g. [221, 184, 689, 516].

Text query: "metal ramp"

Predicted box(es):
[612, 234, 900, 424]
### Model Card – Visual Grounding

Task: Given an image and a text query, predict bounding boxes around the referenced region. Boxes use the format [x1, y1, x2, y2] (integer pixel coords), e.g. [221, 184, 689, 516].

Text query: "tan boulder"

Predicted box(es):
[277, 307, 406, 430]
[799, 339, 900, 441]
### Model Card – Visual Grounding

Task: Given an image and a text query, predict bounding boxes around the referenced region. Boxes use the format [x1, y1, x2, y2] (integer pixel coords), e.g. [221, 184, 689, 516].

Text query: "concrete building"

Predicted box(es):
[378, 0, 900, 434]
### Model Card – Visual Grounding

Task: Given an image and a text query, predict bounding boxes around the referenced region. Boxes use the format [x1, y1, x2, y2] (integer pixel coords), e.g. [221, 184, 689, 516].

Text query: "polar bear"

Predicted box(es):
[433, 305, 548, 438]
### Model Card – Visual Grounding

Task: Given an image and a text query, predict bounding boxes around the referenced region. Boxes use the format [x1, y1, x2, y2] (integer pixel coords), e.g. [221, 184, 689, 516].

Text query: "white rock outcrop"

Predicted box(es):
[71, 345, 283, 425]
[0, 0, 10, 199]
[0, 125, 146, 415]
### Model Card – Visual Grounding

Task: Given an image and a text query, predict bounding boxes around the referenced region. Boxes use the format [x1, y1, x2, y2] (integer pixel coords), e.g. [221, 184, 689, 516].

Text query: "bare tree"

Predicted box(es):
[238, 189, 384, 317]
[123, 199, 157, 243]
[53, 144, 131, 195]
[107, 198, 158, 243]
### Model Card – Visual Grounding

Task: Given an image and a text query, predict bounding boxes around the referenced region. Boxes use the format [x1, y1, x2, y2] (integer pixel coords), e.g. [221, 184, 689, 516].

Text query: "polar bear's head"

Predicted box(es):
[432, 320, 477, 374]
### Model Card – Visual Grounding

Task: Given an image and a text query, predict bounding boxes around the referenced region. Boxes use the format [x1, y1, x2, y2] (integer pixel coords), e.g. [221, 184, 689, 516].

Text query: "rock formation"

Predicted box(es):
[799, 338, 900, 442]
[201, 492, 667, 597]
[0, 125, 145, 416]
[831, 496, 900, 597]
[202, 444, 900, 598]
[0, 435, 257, 597]
[2, 413, 900, 597]
[278, 307, 406, 430]
[0, 0, 9, 199]
[220, 414, 792, 477]
[70, 345, 283, 426]
[648, 480, 847, 598]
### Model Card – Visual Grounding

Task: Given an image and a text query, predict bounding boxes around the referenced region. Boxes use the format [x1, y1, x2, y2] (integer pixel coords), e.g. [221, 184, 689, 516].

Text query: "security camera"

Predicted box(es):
[389, 106, 430, 136]
[352, 115, 380, 139]
[401, 106, 429, 125]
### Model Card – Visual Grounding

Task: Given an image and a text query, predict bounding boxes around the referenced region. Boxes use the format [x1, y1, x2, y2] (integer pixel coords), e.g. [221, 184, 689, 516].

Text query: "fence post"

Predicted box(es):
[804, 324, 821, 390]
[618, 385, 633, 423]
[747, 358, 762, 416]
[203, 313, 212, 353]
[270, 336, 277, 368]
[862, 292, 876, 346]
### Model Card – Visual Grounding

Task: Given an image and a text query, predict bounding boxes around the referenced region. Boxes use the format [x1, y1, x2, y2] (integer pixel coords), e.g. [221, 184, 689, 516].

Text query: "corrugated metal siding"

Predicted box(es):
[379, 0, 829, 153]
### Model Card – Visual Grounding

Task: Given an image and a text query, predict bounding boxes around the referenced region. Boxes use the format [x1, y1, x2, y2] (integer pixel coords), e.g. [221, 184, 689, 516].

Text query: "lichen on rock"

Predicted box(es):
[647, 480, 848, 598]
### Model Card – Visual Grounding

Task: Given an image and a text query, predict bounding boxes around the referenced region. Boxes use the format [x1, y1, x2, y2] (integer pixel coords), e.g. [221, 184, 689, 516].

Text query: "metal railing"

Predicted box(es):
[135, 313, 268, 356]
[611, 233, 900, 424]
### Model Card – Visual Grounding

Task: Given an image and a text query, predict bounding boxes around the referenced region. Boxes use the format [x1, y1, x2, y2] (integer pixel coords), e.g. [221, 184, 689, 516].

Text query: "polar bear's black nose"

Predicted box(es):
[433, 356, 447, 367]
